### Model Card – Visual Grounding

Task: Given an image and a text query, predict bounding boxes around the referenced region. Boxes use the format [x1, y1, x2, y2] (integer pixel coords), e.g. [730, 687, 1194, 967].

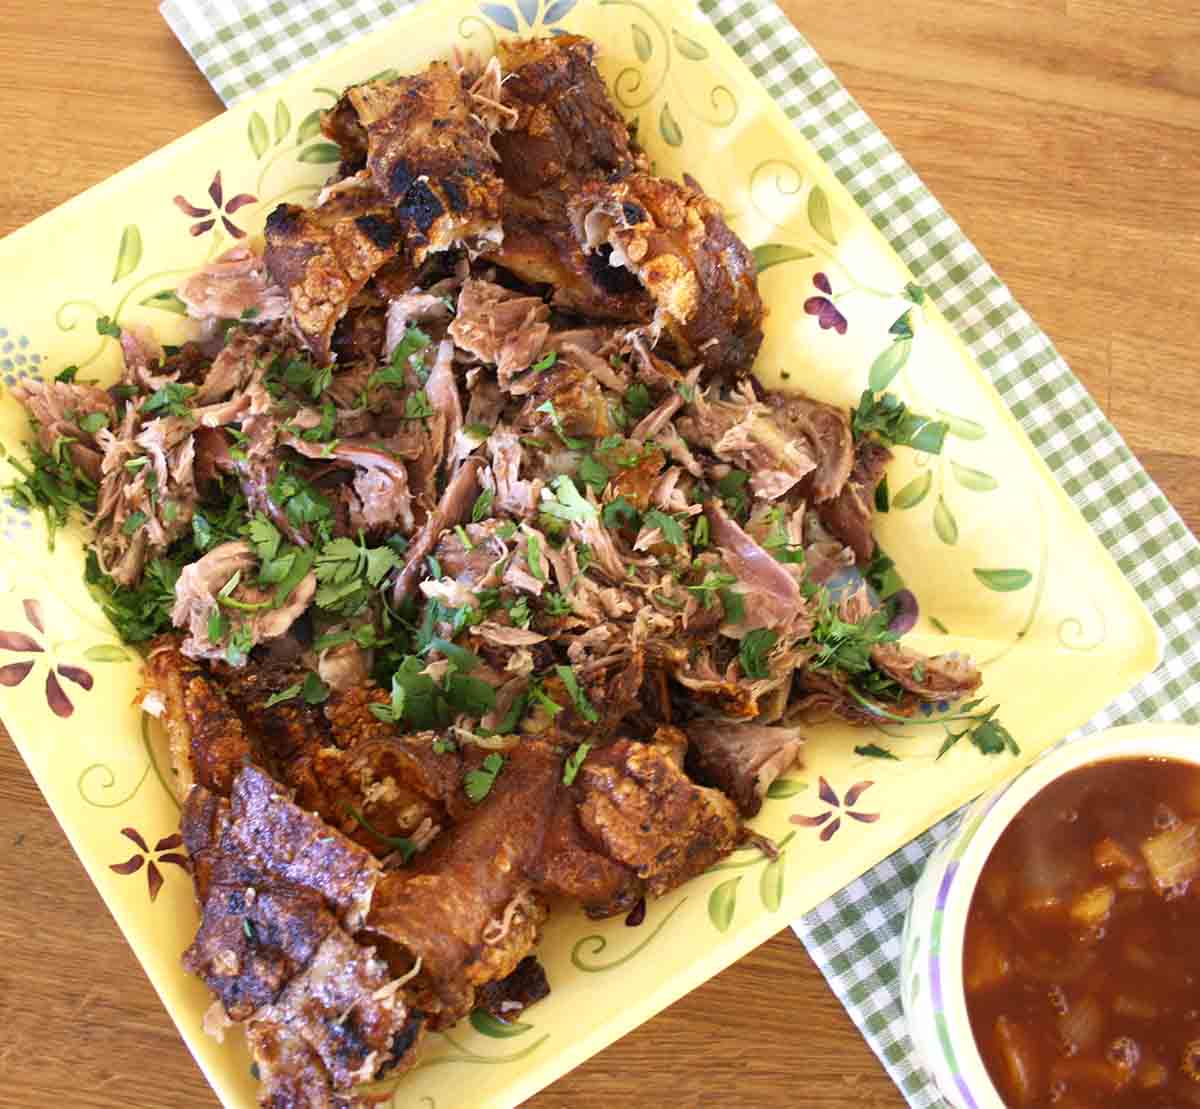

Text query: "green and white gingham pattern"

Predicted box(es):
[161, 1, 1200, 1104]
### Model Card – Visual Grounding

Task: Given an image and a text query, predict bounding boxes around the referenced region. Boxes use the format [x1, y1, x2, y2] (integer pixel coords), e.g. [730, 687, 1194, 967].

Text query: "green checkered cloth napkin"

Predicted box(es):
[160, 0, 1200, 1103]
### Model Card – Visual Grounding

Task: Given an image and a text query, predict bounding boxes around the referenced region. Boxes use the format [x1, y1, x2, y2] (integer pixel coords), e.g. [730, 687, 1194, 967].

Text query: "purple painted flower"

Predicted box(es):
[110, 828, 189, 902]
[804, 272, 848, 334]
[174, 172, 257, 238]
[791, 776, 880, 841]
[0, 599, 93, 718]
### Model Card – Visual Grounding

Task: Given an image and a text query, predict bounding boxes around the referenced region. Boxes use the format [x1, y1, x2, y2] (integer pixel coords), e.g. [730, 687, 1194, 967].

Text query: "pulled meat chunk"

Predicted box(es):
[263, 178, 401, 365]
[570, 172, 764, 377]
[333, 62, 504, 263]
[170, 540, 317, 664]
[575, 728, 742, 897]
[685, 720, 806, 817]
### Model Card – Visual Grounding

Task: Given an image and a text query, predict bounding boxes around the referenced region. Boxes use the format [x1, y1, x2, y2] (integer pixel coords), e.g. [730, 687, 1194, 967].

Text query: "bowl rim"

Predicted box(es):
[933, 722, 1200, 1106]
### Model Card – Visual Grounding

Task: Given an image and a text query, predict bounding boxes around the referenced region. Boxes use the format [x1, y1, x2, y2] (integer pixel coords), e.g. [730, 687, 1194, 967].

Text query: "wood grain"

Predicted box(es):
[0, 1, 1196, 1105]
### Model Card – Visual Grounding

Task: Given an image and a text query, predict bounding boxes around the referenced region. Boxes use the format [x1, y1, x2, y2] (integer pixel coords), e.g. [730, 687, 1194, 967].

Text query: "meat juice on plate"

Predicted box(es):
[964, 758, 1200, 1107]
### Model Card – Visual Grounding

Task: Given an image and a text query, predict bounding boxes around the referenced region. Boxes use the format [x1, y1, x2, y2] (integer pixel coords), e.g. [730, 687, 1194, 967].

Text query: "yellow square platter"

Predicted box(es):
[0, 1, 1162, 1106]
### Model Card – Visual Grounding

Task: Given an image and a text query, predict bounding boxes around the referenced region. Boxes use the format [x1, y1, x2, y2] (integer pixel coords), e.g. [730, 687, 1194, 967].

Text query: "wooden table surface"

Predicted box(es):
[0, 1, 1197, 1106]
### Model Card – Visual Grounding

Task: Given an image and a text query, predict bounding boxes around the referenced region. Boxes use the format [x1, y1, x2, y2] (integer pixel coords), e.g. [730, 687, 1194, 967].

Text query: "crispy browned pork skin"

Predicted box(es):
[10, 33, 998, 1108]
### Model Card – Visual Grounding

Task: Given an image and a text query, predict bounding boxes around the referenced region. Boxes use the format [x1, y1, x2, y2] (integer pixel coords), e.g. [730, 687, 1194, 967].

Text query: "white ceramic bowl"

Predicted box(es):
[900, 723, 1200, 1109]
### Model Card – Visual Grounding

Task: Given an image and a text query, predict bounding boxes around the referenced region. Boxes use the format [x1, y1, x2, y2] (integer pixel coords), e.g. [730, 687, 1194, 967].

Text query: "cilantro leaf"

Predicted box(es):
[79, 412, 109, 435]
[602, 495, 639, 529]
[855, 743, 899, 760]
[541, 475, 597, 524]
[404, 391, 435, 421]
[562, 742, 592, 786]
[264, 683, 302, 708]
[471, 489, 494, 523]
[643, 508, 686, 546]
[739, 628, 778, 679]
[536, 400, 589, 450]
[301, 672, 329, 704]
[851, 389, 947, 454]
[577, 454, 611, 492]
[531, 351, 557, 372]
[554, 664, 599, 723]
[141, 382, 196, 420]
[96, 316, 121, 338]
[623, 383, 652, 420]
[464, 753, 505, 804]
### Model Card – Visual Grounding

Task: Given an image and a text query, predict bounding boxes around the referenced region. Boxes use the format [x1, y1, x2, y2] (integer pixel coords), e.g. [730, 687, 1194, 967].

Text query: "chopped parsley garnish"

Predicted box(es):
[301, 672, 329, 704]
[95, 315, 122, 338]
[464, 753, 505, 804]
[643, 508, 686, 546]
[404, 391, 435, 421]
[855, 743, 899, 761]
[272, 355, 333, 400]
[716, 469, 751, 518]
[809, 596, 897, 674]
[524, 533, 545, 581]
[623, 383, 652, 421]
[471, 489, 494, 523]
[541, 475, 596, 524]
[851, 389, 947, 454]
[544, 591, 574, 617]
[562, 742, 592, 786]
[937, 704, 1020, 759]
[141, 382, 196, 420]
[738, 628, 778, 679]
[688, 568, 737, 609]
[367, 327, 431, 395]
[554, 664, 599, 723]
[269, 465, 333, 538]
[601, 495, 639, 529]
[342, 803, 417, 861]
[719, 587, 746, 624]
[6, 440, 98, 548]
[577, 454, 611, 492]
[314, 534, 403, 616]
[536, 400, 588, 450]
[264, 683, 302, 708]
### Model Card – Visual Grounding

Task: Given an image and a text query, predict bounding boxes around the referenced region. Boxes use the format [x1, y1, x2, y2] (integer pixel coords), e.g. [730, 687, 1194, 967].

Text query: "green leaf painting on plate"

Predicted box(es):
[672, 28, 708, 59]
[659, 101, 683, 147]
[83, 644, 132, 663]
[869, 338, 913, 392]
[765, 777, 807, 799]
[297, 143, 342, 164]
[753, 243, 814, 274]
[892, 470, 932, 509]
[469, 1010, 533, 1038]
[933, 497, 959, 545]
[296, 109, 324, 145]
[632, 23, 653, 61]
[248, 111, 270, 159]
[112, 225, 142, 284]
[140, 290, 188, 316]
[973, 568, 1033, 592]
[273, 101, 291, 145]
[759, 857, 784, 912]
[939, 409, 987, 441]
[708, 876, 740, 932]
[952, 461, 999, 492]
[807, 185, 836, 245]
